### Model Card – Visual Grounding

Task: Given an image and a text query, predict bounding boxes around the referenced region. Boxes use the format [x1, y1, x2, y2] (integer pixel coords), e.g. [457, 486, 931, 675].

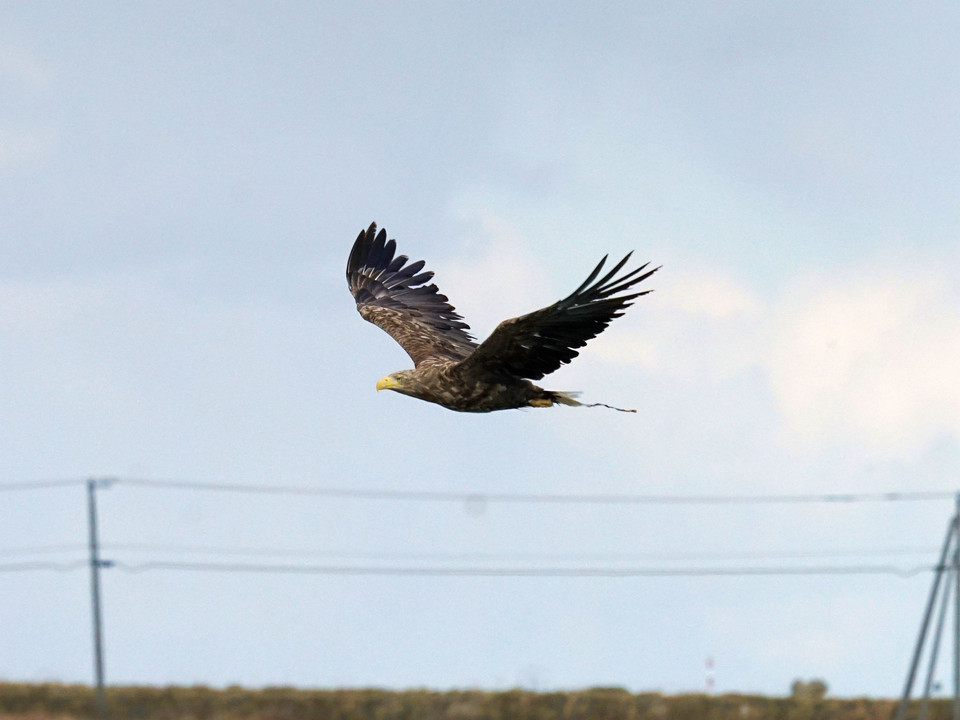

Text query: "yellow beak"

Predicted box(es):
[376, 376, 398, 391]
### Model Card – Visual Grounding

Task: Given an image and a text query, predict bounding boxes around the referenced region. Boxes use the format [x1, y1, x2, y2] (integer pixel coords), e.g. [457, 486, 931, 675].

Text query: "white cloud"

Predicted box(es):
[0, 45, 56, 172]
[440, 203, 558, 338]
[0, 124, 56, 172]
[660, 269, 760, 319]
[0, 44, 51, 89]
[0, 275, 107, 334]
[593, 265, 764, 382]
[768, 258, 960, 457]
[0, 43, 56, 172]
[587, 250, 960, 461]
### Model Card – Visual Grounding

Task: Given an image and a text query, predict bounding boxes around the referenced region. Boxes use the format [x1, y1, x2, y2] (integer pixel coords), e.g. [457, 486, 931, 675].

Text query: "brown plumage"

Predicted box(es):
[346, 223, 659, 412]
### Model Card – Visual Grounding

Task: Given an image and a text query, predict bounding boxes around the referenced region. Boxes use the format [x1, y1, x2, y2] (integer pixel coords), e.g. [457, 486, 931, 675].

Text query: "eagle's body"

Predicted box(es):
[346, 223, 658, 413]
[377, 364, 577, 412]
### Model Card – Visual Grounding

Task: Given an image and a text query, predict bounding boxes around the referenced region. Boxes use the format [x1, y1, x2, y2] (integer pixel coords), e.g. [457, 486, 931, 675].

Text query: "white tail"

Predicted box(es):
[551, 391, 583, 407]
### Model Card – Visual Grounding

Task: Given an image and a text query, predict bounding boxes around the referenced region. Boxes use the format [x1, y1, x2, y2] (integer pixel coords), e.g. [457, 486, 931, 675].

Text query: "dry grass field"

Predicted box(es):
[0, 681, 930, 720]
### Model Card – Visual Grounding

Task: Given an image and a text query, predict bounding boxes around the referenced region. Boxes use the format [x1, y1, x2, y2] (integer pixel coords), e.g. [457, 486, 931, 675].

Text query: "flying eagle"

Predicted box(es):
[346, 223, 658, 413]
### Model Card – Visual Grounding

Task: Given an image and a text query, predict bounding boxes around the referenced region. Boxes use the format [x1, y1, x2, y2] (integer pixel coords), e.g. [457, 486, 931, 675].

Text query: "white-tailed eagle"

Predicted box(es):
[347, 223, 658, 412]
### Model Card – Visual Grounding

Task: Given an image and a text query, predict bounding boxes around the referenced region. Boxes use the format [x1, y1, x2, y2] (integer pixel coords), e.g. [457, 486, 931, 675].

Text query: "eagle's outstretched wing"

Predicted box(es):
[459, 254, 659, 380]
[346, 223, 477, 366]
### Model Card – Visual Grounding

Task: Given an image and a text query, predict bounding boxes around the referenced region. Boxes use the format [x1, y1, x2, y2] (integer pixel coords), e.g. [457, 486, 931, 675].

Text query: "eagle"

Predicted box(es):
[346, 223, 658, 413]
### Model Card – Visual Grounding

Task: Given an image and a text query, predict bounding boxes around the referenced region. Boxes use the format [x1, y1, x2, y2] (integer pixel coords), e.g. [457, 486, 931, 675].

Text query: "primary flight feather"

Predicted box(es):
[346, 222, 659, 413]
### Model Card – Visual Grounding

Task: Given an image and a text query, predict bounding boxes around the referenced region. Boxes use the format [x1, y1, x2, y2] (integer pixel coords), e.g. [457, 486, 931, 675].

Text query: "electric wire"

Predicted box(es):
[0, 555, 937, 577]
[0, 540, 944, 574]
[0, 560, 88, 573]
[0, 543, 87, 557]
[112, 477, 958, 505]
[95, 542, 942, 563]
[1, 479, 955, 580]
[109, 559, 935, 578]
[0, 479, 85, 492]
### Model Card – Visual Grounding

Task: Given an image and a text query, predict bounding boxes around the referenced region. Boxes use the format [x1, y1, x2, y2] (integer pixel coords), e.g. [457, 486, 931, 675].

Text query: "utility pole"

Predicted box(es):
[87, 478, 111, 720]
[954, 493, 960, 720]
[896, 495, 960, 720]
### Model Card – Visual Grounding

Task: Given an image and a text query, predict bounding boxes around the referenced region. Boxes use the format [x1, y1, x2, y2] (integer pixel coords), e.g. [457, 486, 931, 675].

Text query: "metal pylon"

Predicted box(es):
[896, 494, 960, 720]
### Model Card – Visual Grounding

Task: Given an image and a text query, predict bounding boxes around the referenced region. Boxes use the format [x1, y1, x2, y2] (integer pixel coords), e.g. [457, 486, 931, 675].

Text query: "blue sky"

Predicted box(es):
[2, 1, 960, 698]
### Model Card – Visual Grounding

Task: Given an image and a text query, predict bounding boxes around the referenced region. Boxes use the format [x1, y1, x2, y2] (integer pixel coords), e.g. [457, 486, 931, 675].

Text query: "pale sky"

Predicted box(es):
[2, 1, 960, 698]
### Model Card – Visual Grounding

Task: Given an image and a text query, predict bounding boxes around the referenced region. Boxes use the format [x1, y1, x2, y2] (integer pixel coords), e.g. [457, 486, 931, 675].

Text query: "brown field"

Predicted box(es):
[0, 681, 937, 720]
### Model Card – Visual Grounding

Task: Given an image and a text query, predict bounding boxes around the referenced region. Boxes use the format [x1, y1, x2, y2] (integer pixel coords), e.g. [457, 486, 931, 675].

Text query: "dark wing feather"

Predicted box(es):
[460, 254, 659, 380]
[346, 223, 477, 366]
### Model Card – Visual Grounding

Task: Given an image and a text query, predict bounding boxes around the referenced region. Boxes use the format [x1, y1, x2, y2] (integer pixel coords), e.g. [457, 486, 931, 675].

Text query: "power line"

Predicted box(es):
[0, 553, 939, 578]
[0, 556, 933, 577]
[113, 477, 958, 505]
[109, 559, 934, 578]
[0, 543, 86, 557]
[0, 475, 955, 504]
[0, 479, 84, 492]
[95, 541, 941, 563]
[0, 560, 88, 573]
[0, 541, 940, 567]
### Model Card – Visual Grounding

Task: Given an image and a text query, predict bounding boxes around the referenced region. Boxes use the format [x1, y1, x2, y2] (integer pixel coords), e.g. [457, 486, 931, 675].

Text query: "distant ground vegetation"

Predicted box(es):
[0, 681, 935, 720]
